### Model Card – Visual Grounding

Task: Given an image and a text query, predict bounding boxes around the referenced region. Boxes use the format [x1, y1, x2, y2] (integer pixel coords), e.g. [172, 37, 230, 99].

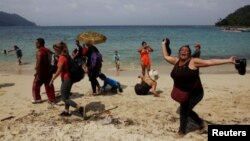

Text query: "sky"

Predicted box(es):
[0, 0, 249, 26]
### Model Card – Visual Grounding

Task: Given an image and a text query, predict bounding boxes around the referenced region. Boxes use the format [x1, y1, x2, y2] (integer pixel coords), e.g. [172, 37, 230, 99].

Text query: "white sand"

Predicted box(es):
[0, 64, 250, 141]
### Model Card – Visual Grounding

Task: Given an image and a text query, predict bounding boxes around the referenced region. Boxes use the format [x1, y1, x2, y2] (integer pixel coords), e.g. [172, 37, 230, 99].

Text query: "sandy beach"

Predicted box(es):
[0, 63, 250, 141]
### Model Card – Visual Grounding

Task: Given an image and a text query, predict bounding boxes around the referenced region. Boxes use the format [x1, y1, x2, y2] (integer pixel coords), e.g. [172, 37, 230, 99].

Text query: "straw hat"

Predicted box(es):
[149, 69, 159, 81]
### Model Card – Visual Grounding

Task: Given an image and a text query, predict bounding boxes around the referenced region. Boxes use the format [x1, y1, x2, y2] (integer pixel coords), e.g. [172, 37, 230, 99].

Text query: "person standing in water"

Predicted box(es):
[8, 45, 22, 65]
[113, 50, 120, 74]
[138, 41, 154, 76]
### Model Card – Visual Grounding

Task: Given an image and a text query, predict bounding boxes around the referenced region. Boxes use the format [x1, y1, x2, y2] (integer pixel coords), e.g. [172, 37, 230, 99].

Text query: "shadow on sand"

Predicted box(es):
[0, 83, 15, 89]
[185, 119, 217, 135]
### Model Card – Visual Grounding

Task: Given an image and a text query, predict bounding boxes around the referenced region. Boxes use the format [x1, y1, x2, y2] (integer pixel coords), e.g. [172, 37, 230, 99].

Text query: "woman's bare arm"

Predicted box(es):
[147, 46, 154, 52]
[137, 47, 143, 52]
[161, 40, 178, 65]
[49, 63, 63, 86]
[191, 56, 235, 68]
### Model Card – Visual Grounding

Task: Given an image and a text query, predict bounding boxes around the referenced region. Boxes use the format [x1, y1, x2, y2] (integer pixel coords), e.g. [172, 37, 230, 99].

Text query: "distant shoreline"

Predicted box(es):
[0, 25, 215, 27]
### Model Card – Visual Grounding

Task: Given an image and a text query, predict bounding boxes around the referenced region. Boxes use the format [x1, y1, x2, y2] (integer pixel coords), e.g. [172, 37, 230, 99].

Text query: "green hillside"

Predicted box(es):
[215, 5, 250, 27]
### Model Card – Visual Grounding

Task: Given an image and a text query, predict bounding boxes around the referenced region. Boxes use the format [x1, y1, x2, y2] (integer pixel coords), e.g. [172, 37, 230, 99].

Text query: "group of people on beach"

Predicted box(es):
[32, 38, 124, 117]
[5, 36, 245, 138]
[134, 41, 202, 98]
[136, 38, 246, 137]
[119, 38, 244, 138]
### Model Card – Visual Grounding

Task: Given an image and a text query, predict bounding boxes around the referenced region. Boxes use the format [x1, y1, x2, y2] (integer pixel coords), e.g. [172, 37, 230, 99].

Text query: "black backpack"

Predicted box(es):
[68, 56, 85, 83]
[46, 50, 58, 74]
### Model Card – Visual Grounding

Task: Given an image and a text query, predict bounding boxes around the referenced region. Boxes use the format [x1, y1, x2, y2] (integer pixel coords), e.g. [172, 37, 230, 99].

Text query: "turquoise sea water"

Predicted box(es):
[0, 26, 250, 66]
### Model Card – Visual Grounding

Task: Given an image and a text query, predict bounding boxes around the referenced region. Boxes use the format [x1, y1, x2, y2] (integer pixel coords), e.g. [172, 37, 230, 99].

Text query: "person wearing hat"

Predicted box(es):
[192, 44, 201, 58]
[134, 69, 160, 97]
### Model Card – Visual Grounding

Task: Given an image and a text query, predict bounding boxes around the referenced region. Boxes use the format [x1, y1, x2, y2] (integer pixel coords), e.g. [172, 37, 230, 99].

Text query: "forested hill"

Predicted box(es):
[215, 5, 250, 27]
[0, 11, 36, 26]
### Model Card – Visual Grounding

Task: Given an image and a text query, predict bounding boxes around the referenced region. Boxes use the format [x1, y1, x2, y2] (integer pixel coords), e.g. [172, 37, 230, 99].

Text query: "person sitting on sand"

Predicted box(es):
[50, 42, 84, 117]
[138, 41, 154, 76]
[99, 73, 123, 93]
[161, 39, 236, 138]
[134, 69, 159, 97]
[8, 45, 22, 65]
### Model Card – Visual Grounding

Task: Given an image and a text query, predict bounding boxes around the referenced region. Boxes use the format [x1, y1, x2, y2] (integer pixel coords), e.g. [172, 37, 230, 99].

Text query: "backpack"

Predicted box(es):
[48, 51, 58, 74]
[68, 56, 85, 83]
[91, 52, 103, 71]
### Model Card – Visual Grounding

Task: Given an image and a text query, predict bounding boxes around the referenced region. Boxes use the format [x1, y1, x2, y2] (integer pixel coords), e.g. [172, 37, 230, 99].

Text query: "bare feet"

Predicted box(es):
[198, 121, 208, 134]
[90, 93, 98, 96]
[154, 93, 160, 97]
[174, 131, 185, 138]
[97, 86, 101, 94]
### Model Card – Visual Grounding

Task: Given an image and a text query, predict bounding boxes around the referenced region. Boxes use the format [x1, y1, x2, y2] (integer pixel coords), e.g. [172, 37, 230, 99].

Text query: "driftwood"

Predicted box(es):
[94, 106, 118, 116]
[85, 106, 118, 120]
[1, 116, 15, 121]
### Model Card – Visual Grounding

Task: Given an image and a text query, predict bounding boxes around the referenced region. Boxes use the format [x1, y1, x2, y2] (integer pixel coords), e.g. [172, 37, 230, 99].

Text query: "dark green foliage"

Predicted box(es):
[215, 5, 250, 26]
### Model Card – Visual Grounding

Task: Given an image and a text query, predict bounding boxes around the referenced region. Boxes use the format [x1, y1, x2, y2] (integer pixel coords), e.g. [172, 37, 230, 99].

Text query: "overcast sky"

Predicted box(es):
[1, 0, 249, 26]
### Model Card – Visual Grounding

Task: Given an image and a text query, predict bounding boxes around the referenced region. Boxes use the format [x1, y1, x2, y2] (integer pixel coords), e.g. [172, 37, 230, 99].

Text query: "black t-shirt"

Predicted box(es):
[74, 46, 83, 59]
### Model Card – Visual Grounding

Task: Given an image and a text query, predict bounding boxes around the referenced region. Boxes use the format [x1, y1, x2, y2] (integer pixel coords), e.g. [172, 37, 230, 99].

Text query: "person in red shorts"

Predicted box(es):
[32, 38, 55, 104]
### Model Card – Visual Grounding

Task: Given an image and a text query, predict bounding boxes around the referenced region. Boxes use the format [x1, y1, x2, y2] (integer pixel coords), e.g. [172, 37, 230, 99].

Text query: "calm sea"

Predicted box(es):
[1, 26, 250, 66]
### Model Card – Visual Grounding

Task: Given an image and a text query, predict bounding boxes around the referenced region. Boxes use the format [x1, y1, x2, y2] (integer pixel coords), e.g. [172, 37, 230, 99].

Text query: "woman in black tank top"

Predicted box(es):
[161, 39, 236, 138]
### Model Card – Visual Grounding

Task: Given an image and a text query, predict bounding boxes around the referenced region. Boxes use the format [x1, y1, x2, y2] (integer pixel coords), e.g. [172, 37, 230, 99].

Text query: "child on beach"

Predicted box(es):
[134, 69, 159, 97]
[113, 50, 120, 74]
[99, 73, 123, 93]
